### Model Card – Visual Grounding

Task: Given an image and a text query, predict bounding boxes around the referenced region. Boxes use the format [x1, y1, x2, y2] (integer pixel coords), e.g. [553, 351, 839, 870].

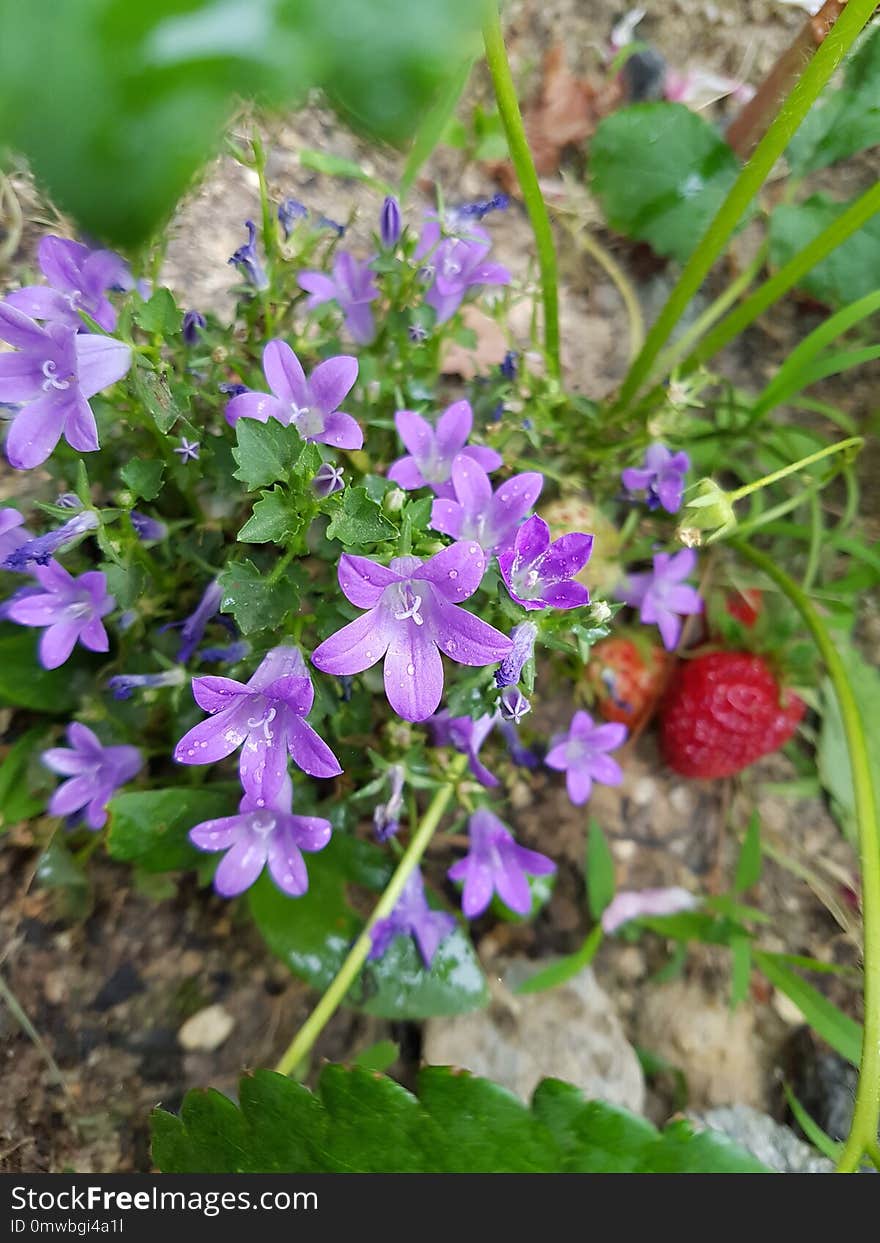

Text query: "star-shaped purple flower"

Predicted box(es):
[224, 340, 363, 451]
[5, 235, 133, 334]
[431, 456, 543, 555]
[545, 710, 627, 806]
[189, 773, 332, 898]
[616, 548, 702, 650]
[621, 443, 690, 514]
[448, 808, 555, 918]
[174, 645, 342, 802]
[298, 251, 378, 345]
[174, 437, 200, 463]
[387, 400, 502, 498]
[41, 722, 142, 830]
[429, 710, 499, 788]
[311, 543, 512, 722]
[368, 869, 456, 968]
[312, 462, 345, 498]
[498, 515, 592, 611]
[0, 303, 131, 470]
[416, 221, 511, 323]
[7, 561, 114, 669]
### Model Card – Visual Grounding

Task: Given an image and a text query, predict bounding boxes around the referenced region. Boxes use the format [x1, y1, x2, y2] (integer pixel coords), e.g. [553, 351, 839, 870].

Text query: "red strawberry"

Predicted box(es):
[660, 651, 805, 778]
[725, 588, 762, 628]
[587, 637, 670, 731]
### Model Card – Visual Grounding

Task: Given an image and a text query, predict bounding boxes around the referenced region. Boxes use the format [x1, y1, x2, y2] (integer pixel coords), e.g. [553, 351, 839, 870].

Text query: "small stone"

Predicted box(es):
[772, 989, 807, 1027]
[178, 1004, 235, 1052]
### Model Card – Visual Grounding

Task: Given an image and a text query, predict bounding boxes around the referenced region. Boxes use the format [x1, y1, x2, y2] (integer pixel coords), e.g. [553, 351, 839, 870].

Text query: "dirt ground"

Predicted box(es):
[1, 0, 877, 1171]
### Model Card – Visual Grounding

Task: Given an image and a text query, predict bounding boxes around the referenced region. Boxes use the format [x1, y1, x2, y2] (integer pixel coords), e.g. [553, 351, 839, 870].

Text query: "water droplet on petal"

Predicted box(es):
[406, 663, 415, 675]
[448, 569, 458, 579]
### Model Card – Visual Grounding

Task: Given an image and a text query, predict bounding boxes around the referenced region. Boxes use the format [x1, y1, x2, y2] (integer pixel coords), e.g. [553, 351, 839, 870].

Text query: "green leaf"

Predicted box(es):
[120, 459, 165, 501]
[781, 1084, 842, 1162]
[232, 418, 302, 491]
[753, 950, 862, 1067]
[0, 625, 82, 712]
[515, 925, 604, 996]
[729, 936, 752, 1010]
[249, 834, 487, 1019]
[152, 1065, 768, 1173]
[817, 636, 880, 845]
[769, 195, 880, 306]
[217, 560, 299, 635]
[326, 486, 399, 546]
[590, 103, 742, 263]
[133, 287, 180, 336]
[237, 486, 300, 544]
[586, 819, 615, 920]
[351, 1039, 399, 1072]
[734, 812, 762, 893]
[131, 362, 180, 434]
[787, 26, 880, 175]
[298, 148, 391, 193]
[400, 56, 475, 199]
[107, 787, 237, 873]
[0, 729, 52, 828]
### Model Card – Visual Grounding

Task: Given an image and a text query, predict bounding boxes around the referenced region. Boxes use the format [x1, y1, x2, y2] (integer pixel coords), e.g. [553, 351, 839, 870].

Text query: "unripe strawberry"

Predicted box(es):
[587, 635, 670, 731]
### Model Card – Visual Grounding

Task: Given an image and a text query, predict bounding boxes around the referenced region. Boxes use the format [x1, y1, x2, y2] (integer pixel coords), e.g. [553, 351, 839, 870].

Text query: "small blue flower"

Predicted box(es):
[174, 438, 200, 464]
[218, 382, 247, 399]
[162, 579, 222, 664]
[498, 687, 530, 724]
[278, 198, 309, 239]
[228, 220, 269, 291]
[130, 511, 167, 543]
[499, 350, 518, 381]
[197, 639, 251, 665]
[312, 462, 345, 498]
[182, 310, 206, 346]
[318, 215, 346, 237]
[368, 870, 455, 968]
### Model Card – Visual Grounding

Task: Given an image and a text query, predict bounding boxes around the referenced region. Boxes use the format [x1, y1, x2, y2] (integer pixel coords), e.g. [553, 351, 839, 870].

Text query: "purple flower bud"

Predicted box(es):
[2, 510, 99, 572]
[228, 220, 269, 291]
[373, 763, 405, 843]
[278, 198, 308, 238]
[408, 323, 428, 343]
[500, 350, 518, 381]
[498, 687, 531, 724]
[219, 382, 248, 398]
[163, 579, 223, 664]
[449, 194, 510, 226]
[130, 511, 167, 542]
[380, 196, 402, 248]
[107, 669, 186, 700]
[55, 493, 83, 510]
[495, 621, 538, 688]
[182, 310, 206, 346]
[499, 720, 540, 769]
[312, 462, 345, 498]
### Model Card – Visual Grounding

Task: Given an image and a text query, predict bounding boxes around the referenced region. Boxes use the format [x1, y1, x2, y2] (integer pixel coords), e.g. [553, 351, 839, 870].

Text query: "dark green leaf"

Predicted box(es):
[351, 1039, 399, 1072]
[217, 560, 298, 635]
[817, 636, 880, 845]
[134, 287, 180, 336]
[590, 103, 742, 263]
[0, 728, 51, 828]
[120, 459, 165, 501]
[107, 787, 237, 873]
[769, 194, 880, 306]
[232, 418, 302, 491]
[729, 936, 752, 1010]
[0, 625, 83, 712]
[734, 811, 762, 893]
[787, 26, 880, 175]
[326, 486, 399, 546]
[586, 818, 615, 920]
[152, 1065, 768, 1172]
[131, 362, 180, 434]
[237, 486, 300, 544]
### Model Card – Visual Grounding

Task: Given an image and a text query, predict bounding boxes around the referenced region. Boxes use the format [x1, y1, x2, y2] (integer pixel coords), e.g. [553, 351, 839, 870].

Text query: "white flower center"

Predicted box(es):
[250, 811, 277, 836]
[394, 587, 424, 626]
[41, 360, 71, 392]
[246, 705, 277, 741]
[290, 403, 324, 439]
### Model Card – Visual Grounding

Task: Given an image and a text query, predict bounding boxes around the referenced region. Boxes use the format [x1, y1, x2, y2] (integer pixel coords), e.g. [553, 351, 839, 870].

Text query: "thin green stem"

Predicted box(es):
[732, 541, 880, 1173]
[728, 436, 863, 502]
[274, 755, 469, 1076]
[482, 1, 560, 379]
[615, 0, 879, 410]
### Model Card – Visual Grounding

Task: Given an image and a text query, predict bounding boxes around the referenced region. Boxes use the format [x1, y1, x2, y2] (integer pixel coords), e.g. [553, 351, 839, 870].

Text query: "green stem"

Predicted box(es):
[731, 541, 880, 1173]
[274, 755, 469, 1076]
[482, 1, 560, 379]
[728, 436, 863, 502]
[615, 0, 879, 410]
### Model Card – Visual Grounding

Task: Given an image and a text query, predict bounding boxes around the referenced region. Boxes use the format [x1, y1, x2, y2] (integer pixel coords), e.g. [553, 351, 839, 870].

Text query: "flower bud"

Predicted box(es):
[380, 195, 402, 248]
[678, 477, 737, 542]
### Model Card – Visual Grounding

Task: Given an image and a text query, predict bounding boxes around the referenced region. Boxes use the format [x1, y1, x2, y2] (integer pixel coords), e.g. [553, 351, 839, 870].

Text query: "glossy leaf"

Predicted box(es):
[237, 486, 300, 544]
[152, 1065, 769, 1172]
[232, 418, 303, 491]
[107, 786, 237, 872]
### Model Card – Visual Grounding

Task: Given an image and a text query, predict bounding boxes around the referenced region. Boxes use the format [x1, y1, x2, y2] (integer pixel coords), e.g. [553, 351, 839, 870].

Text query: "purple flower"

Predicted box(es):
[278, 198, 308, 238]
[162, 579, 223, 664]
[0, 508, 28, 567]
[445, 195, 510, 227]
[430, 456, 542, 555]
[55, 493, 82, 509]
[601, 887, 699, 934]
[182, 310, 206, 346]
[500, 349, 518, 381]
[318, 216, 346, 237]
[430, 710, 498, 788]
[190, 773, 331, 898]
[197, 639, 251, 665]
[0, 304, 132, 470]
[130, 511, 167, 543]
[218, 382, 247, 399]
[312, 462, 345, 498]
[368, 869, 456, 968]
[41, 722, 142, 830]
[498, 687, 530, 724]
[621, 443, 690, 514]
[373, 763, 405, 842]
[380, 196, 402, 248]
[498, 515, 592, 611]
[174, 645, 342, 801]
[174, 437, 200, 463]
[224, 340, 363, 450]
[495, 621, 537, 688]
[616, 548, 702, 650]
[2, 510, 98, 572]
[416, 221, 510, 323]
[386, 400, 502, 498]
[408, 323, 428, 343]
[4, 235, 133, 334]
[311, 543, 512, 722]
[500, 720, 540, 769]
[448, 808, 555, 918]
[228, 220, 269, 291]
[7, 561, 113, 668]
[107, 669, 185, 700]
[298, 251, 378, 345]
[545, 710, 627, 806]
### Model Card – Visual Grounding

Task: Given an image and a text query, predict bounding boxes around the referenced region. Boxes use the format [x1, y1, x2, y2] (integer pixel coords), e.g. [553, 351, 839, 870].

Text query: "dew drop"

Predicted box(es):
[448, 569, 458, 579]
[406, 663, 415, 676]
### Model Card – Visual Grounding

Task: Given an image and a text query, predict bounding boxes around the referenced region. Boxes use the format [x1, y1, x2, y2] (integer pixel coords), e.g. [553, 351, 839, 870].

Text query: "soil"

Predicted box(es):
[1, 0, 876, 1170]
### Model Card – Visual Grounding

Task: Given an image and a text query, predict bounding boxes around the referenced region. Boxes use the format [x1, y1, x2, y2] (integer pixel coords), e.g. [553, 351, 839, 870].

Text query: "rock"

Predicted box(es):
[686, 1105, 833, 1173]
[423, 961, 644, 1112]
[177, 1004, 235, 1053]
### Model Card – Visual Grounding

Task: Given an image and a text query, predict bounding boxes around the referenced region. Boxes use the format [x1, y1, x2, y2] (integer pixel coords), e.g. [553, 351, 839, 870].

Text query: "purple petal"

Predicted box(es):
[459, 861, 494, 919]
[429, 498, 463, 540]
[310, 355, 358, 413]
[656, 473, 685, 513]
[467, 262, 511, 287]
[38, 236, 88, 289]
[616, 571, 652, 609]
[419, 540, 486, 603]
[62, 393, 100, 453]
[387, 456, 427, 491]
[656, 609, 682, 651]
[621, 466, 654, 492]
[214, 834, 267, 896]
[0, 302, 51, 350]
[287, 815, 333, 853]
[286, 716, 343, 778]
[434, 400, 472, 460]
[174, 704, 251, 764]
[263, 339, 308, 408]
[7, 590, 64, 626]
[49, 774, 95, 818]
[191, 675, 248, 714]
[589, 754, 624, 786]
[394, 410, 434, 464]
[0, 349, 43, 402]
[78, 616, 109, 652]
[266, 832, 309, 897]
[298, 271, 337, 306]
[511, 843, 557, 877]
[426, 285, 464, 324]
[384, 623, 444, 722]
[40, 620, 81, 669]
[224, 390, 286, 427]
[5, 393, 66, 469]
[311, 610, 389, 675]
[665, 584, 703, 616]
[343, 303, 375, 345]
[74, 334, 131, 398]
[239, 720, 290, 806]
[539, 581, 590, 609]
[543, 741, 569, 772]
[262, 675, 313, 715]
[431, 596, 512, 666]
[462, 444, 504, 475]
[315, 410, 363, 450]
[666, 547, 698, 582]
[566, 767, 593, 806]
[495, 856, 532, 915]
[589, 721, 629, 750]
[513, 515, 551, 567]
[338, 554, 400, 608]
[190, 815, 246, 852]
[4, 286, 74, 327]
[539, 533, 594, 582]
[248, 645, 309, 690]
[450, 453, 492, 512]
[42, 747, 90, 777]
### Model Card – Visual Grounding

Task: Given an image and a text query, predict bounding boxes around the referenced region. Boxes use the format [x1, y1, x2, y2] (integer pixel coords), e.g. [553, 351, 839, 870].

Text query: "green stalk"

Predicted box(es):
[482, 1, 560, 379]
[732, 541, 880, 1173]
[727, 436, 863, 503]
[615, 0, 879, 410]
[275, 755, 468, 1076]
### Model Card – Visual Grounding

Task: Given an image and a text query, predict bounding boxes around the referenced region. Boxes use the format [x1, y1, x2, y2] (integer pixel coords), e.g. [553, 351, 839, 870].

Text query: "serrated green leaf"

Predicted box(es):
[120, 459, 165, 501]
[107, 787, 237, 873]
[590, 103, 742, 263]
[586, 818, 615, 920]
[787, 26, 880, 175]
[100, 561, 146, 610]
[232, 418, 302, 491]
[217, 559, 298, 635]
[152, 1065, 768, 1173]
[326, 486, 399, 546]
[134, 287, 180, 336]
[769, 194, 880, 306]
[734, 812, 762, 893]
[237, 486, 300, 544]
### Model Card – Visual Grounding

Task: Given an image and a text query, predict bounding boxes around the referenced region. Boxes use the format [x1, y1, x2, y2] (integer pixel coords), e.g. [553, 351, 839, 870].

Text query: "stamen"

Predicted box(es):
[41, 360, 71, 392]
[394, 589, 424, 626]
